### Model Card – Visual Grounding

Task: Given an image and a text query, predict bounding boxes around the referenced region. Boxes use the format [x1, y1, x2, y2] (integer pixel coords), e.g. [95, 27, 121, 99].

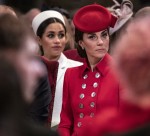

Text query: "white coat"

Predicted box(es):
[51, 53, 83, 127]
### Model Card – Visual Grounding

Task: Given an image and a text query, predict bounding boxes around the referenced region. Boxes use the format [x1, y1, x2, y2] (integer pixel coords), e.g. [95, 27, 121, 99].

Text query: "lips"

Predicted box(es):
[52, 45, 61, 48]
[52, 46, 62, 50]
[96, 49, 105, 51]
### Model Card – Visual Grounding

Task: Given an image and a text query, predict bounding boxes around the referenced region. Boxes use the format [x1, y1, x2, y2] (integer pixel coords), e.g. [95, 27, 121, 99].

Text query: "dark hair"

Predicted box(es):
[37, 18, 66, 38]
[75, 28, 87, 58]
[0, 14, 31, 50]
[52, 7, 70, 19]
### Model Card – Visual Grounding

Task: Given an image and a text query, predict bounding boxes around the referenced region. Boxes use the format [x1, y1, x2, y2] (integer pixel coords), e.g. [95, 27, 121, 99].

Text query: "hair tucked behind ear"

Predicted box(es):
[75, 28, 87, 58]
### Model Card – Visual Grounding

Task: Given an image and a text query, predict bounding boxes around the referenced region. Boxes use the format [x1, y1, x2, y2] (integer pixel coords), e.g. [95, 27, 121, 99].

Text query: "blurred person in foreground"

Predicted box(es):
[0, 4, 51, 126]
[134, 6, 150, 18]
[58, 3, 122, 136]
[0, 57, 58, 136]
[0, 13, 59, 135]
[80, 7, 150, 136]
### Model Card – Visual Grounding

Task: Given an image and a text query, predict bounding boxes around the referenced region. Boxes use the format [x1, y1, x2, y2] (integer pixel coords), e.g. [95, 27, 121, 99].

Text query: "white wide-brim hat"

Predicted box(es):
[32, 10, 65, 35]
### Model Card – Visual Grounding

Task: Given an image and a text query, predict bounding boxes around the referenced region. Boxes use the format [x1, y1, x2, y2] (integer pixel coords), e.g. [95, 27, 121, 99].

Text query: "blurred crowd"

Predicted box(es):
[0, 0, 150, 136]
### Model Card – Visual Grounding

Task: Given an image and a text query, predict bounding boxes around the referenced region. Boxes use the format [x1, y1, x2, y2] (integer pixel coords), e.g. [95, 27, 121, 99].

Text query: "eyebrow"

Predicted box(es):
[101, 29, 107, 34]
[47, 30, 65, 34]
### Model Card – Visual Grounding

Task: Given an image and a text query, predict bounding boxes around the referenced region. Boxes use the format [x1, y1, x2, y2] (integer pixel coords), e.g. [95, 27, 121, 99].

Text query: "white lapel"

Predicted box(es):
[57, 53, 68, 83]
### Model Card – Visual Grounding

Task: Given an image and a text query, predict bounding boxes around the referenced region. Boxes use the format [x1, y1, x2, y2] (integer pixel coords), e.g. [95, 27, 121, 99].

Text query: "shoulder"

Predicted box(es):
[67, 64, 82, 72]
[60, 53, 83, 67]
[67, 58, 83, 67]
[65, 64, 83, 77]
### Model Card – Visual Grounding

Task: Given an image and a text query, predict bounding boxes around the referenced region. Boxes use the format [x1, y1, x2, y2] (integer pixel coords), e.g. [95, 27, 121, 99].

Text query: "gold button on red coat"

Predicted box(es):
[77, 122, 82, 127]
[82, 83, 86, 89]
[83, 74, 88, 79]
[80, 93, 85, 99]
[95, 72, 100, 78]
[90, 112, 95, 118]
[79, 113, 84, 118]
[91, 92, 96, 97]
[79, 103, 84, 109]
[90, 102, 95, 108]
[93, 82, 98, 88]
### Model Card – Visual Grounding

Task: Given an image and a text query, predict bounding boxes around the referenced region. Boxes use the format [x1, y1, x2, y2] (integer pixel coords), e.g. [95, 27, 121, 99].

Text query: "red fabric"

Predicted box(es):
[73, 4, 117, 33]
[63, 49, 85, 63]
[58, 54, 121, 136]
[41, 56, 59, 127]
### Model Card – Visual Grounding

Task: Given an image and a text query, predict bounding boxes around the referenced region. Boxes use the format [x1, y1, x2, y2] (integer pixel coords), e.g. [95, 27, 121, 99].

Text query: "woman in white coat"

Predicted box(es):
[32, 10, 82, 129]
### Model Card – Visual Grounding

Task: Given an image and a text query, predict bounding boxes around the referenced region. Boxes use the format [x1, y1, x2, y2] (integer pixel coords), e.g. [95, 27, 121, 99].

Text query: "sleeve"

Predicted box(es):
[28, 68, 51, 126]
[58, 68, 74, 136]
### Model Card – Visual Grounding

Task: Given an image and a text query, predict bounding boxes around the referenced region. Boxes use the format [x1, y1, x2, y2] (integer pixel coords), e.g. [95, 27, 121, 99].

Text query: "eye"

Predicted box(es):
[58, 33, 65, 39]
[88, 34, 97, 40]
[101, 31, 108, 38]
[47, 33, 55, 38]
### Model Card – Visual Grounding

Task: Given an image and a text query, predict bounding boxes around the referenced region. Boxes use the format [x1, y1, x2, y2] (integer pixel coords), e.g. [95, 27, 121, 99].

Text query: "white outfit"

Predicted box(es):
[51, 53, 83, 127]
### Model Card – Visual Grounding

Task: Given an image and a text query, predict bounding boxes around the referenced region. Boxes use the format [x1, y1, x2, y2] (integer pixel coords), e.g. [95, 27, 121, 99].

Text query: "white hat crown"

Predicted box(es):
[32, 10, 65, 35]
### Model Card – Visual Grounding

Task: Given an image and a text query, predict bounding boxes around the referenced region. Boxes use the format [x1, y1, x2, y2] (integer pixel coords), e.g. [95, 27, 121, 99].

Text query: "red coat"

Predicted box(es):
[58, 54, 121, 136]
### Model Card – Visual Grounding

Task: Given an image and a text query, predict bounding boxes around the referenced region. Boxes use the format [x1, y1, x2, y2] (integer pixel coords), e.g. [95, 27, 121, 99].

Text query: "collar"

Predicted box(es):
[41, 56, 59, 70]
[80, 53, 112, 77]
[58, 53, 68, 69]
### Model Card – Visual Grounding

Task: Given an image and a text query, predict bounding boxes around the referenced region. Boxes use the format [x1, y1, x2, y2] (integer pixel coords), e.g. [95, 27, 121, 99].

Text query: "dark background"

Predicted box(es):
[1, 0, 150, 17]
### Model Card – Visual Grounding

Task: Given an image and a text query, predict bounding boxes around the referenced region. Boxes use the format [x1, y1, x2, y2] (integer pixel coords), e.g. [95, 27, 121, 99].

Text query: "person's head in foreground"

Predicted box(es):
[0, 14, 46, 103]
[113, 15, 150, 108]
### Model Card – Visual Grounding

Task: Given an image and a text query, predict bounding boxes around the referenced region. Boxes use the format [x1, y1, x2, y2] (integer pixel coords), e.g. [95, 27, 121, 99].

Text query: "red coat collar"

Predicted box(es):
[80, 53, 112, 77]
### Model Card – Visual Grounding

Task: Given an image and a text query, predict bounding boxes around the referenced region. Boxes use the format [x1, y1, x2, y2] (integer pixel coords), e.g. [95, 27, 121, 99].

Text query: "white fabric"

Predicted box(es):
[109, 12, 133, 35]
[32, 10, 65, 35]
[51, 53, 83, 127]
[108, 0, 133, 35]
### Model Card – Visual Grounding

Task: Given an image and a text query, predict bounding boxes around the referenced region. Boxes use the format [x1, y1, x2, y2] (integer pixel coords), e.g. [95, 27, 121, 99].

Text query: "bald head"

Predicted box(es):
[134, 6, 150, 18]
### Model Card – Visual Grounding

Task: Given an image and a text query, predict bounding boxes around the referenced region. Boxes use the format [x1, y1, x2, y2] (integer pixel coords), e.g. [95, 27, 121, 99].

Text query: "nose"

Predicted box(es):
[54, 36, 61, 43]
[97, 37, 104, 45]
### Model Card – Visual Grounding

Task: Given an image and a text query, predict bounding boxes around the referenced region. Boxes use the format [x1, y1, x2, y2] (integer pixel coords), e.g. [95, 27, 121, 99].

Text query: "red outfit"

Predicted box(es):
[41, 56, 59, 127]
[58, 54, 121, 136]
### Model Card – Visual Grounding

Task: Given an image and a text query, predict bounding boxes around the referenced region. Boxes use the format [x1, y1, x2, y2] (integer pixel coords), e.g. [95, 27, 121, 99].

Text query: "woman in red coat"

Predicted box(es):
[58, 4, 122, 136]
[77, 7, 150, 136]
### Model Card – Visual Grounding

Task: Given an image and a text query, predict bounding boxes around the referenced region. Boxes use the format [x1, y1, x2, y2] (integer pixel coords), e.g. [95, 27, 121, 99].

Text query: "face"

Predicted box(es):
[79, 29, 109, 63]
[38, 22, 66, 60]
[14, 37, 46, 103]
